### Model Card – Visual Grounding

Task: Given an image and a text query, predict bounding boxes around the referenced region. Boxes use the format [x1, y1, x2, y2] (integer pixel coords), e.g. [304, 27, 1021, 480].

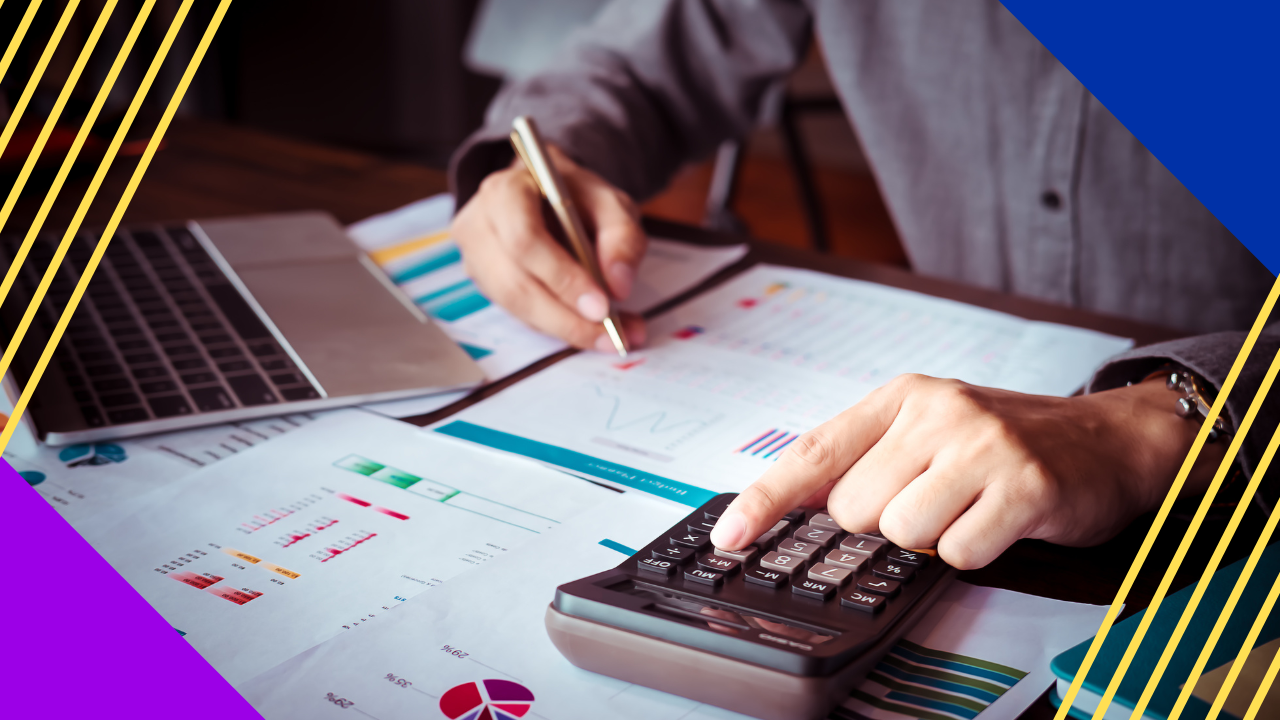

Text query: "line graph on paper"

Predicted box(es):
[585, 383, 724, 460]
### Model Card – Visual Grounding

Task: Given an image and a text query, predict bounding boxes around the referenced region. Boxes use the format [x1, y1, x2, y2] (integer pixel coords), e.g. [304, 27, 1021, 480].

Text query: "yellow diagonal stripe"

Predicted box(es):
[1244, 640, 1280, 720]
[0, 0, 157, 388]
[367, 230, 452, 265]
[1127, 349, 1280, 719]
[0, 0, 42, 87]
[1054, 273, 1280, 720]
[0, 0, 233, 455]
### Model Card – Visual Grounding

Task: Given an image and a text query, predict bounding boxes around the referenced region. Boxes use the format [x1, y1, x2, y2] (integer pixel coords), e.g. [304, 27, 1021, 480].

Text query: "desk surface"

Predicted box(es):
[27, 119, 1262, 719]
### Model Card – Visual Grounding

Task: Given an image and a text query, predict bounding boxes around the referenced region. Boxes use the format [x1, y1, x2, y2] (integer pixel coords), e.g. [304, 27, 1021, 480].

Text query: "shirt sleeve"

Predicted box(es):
[449, 0, 812, 206]
[1086, 324, 1280, 481]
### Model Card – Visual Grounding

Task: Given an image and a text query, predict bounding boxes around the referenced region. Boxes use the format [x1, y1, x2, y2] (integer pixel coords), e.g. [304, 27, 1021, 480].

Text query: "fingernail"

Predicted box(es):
[576, 291, 609, 322]
[711, 511, 747, 550]
[607, 262, 635, 301]
[594, 334, 614, 353]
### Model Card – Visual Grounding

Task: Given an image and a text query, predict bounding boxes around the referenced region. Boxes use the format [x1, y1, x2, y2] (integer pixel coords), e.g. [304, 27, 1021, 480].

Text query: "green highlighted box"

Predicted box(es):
[333, 454, 385, 476]
[369, 467, 423, 490]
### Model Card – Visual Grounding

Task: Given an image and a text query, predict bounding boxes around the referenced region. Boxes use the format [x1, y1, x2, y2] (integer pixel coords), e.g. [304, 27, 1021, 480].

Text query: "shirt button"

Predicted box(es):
[1040, 190, 1063, 210]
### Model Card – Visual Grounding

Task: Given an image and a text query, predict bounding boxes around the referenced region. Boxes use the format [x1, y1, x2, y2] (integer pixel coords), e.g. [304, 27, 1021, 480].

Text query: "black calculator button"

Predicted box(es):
[839, 535, 887, 558]
[808, 563, 852, 586]
[684, 568, 725, 587]
[840, 589, 886, 613]
[652, 545, 696, 563]
[745, 567, 789, 589]
[776, 538, 820, 559]
[713, 546, 758, 563]
[872, 560, 914, 582]
[791, 575, 837, 601]
[809, 513, 843, 531]
[794, 525, 838, 547]
[887, 548, 930, 566]
[759, 551, 804, 575]
[697, 554, 740, 575]
[824, 550, 871, 572]
[671, 532, 710, 549]
[857, 576, 901, 597]
[783, 509, 806, 524]
[689, 521, 716, 534]
[638, 557, 678, 576]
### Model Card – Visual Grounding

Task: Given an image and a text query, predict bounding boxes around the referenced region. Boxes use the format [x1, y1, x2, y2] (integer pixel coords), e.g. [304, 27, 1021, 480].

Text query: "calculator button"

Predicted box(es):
[685, 568, 725, 587]
[791, 575, 837, 601]
[671, 532, 710, 549]
[689, 521, 717, 534]
[760, 551, 804, 575]
[794, 526, 838, 547]
[857, 576, 901, 597]
[752, 519, 791, 548]
[745, 567, 790, 589]
[652, 545, 696, 563]
[704, 508, 724, 520]
[808, 563, 852, 586]
[872, 560, 914, 582]
[809, 513, 843, 531]
[839, 535, 887, 557]
[840, 589, 886, 613]
[783, 509, 806, 524]
[824, 550, 870, 572]
[887, 548, 930, 566]
[854, 531, 886, 541]
[776, 538, 820, 559]
[698, 554, 740, 575]
[638, 557, 677, 576]
[714, 545, 758, 563]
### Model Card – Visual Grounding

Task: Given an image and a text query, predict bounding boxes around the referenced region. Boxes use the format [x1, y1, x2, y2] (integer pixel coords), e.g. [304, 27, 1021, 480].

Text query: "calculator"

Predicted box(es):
[546, 493, 956, 720]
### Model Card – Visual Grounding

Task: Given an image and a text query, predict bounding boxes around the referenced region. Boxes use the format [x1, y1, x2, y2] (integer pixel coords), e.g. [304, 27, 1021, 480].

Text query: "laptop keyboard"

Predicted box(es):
[2, 225, 322, 430]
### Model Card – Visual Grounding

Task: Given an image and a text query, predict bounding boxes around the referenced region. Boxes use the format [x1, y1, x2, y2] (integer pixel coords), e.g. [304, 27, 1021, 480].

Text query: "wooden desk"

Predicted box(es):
[29, 119, 1262, 719]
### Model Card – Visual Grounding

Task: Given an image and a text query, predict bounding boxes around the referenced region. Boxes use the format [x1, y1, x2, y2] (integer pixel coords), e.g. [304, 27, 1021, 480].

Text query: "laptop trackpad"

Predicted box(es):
[234, 261, 482, 398]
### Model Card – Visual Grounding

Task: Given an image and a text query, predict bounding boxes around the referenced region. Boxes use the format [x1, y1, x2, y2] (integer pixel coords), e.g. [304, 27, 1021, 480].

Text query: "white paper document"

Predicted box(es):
[346, 194, 749, 392]
[82, 410, 616, 686]
[241, 497, 1106, 720]
[432, 265, 1135, 506]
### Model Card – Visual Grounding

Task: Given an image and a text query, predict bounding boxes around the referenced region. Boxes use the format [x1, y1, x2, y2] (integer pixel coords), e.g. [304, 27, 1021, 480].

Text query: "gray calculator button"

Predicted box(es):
[671, 531, 710, 549]
[752, 519, 791, 548]
[745, 566, 789, 588]
[855, 531, 886, 540]
[791, 575, 837, 600]
[698, 554, 740, 575]
[824, 550, 869, 572]
[887, 548, 930, 566]
[652, 545, 696, 563]
[839, 535, 887, 557]
[808, 563, 852, 586]
[776, 538, 820, 559]
[638, 557, 677, 576]
[685, 568, 725, 587]
[760, 551, 803, 575]
[857, 576, 901, 597]
[795, 525, 838, 547]
[809, 513, 843, 531]
[714, 545, 758, 563]
[840, 589, 885, 613]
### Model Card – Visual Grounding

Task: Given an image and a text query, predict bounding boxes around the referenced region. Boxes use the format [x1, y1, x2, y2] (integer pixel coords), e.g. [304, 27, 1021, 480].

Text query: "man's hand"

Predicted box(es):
[710, 374, 1225, 570]
[452, 145, 647, 351]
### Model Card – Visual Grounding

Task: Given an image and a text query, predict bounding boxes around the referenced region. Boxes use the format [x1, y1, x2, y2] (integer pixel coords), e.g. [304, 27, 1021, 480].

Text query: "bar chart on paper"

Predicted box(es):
[439, 265, 1133, 503]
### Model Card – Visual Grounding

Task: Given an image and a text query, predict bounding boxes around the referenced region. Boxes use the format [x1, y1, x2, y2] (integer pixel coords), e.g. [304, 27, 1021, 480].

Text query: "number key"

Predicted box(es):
[824, 550, 869, 572]
[760, 551, 803, 575]
[794, 525, 838, 547]
[776, 538, 820, 559]
[808, 563, 852, 586]
[839, 535, 887, 558]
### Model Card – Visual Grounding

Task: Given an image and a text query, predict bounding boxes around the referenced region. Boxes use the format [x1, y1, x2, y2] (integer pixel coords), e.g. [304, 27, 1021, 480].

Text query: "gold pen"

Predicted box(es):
[509, 115, 630, 357]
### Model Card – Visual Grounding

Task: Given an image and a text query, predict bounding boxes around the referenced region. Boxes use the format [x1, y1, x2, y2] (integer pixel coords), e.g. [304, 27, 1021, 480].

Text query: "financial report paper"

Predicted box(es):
[81, 410, 616, 686]
[434, 265, 1135, 505]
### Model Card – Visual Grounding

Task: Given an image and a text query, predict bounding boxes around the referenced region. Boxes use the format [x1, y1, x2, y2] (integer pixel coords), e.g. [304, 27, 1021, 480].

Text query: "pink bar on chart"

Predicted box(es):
[336, 493, 370, 507]
[372, 507, 409, 520]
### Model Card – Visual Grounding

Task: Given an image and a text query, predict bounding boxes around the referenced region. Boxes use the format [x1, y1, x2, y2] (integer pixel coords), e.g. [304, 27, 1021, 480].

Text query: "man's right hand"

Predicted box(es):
[451, 145, 648, 351]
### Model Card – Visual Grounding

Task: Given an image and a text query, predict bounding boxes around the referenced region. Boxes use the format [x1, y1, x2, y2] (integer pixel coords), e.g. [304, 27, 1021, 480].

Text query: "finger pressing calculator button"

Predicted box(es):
[824, 550, 870, 572]
[672, 532, 710, 549]
[652, 545, 696, 563]
[638, 557, 677, 576]
[714, 545, 758, 563]
[776, 538, 820, 559]
[791, 575, 837, 601]
[685, 568, 725, 587]
[857, 576, 901, 597]
[809, 513, 843, 531]
[698, 554, 740, 575]
[794, 526, 838, 547]
[760, 551, 804, 575]
[808, 563, 852, 586]
[745, 566, 789, 589]
[887, 548, 929, 566]
[752, 519, 791, 549]
[872, 560, 914, 582]
[839, 535, 887, 557]
[840, 589, 886, 613]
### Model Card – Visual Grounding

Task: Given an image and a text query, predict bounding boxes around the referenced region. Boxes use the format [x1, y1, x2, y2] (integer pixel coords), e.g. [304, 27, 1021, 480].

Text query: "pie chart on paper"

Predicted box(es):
[439, 679, 534, 720]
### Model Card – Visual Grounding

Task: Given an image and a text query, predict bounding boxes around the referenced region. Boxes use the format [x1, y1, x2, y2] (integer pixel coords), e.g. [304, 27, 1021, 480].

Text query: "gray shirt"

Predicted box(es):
[452, 0, 1278, 475]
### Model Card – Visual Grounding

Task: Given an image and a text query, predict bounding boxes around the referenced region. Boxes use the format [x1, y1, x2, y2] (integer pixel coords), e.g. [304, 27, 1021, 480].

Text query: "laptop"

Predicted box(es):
[1, 211, 484, 446]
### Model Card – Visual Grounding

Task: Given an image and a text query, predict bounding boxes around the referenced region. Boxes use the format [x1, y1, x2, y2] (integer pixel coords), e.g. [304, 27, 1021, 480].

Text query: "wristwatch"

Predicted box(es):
[1138, 366, 1234, 443]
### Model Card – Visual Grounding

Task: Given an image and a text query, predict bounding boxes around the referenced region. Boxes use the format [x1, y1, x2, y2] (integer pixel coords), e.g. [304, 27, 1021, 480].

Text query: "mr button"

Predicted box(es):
[791, 574, 838, 601]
